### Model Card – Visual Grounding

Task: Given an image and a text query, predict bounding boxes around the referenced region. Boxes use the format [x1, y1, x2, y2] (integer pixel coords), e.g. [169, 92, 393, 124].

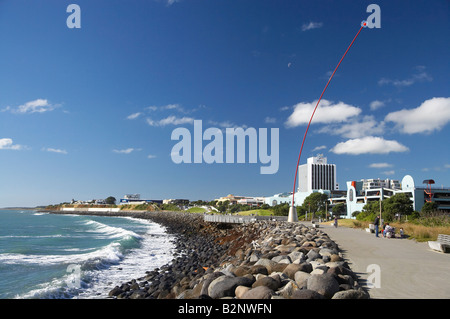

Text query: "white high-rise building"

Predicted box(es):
[298, 154, 337, 192]
[264, 154, 338, 207]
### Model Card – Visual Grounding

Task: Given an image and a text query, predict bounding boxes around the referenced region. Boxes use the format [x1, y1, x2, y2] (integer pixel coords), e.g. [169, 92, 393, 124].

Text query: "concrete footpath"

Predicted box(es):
[317, 223, 450, 299]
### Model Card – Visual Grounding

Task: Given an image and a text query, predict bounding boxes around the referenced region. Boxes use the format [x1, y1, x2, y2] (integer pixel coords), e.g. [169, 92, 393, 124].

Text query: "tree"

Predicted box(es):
[358, 201, 381, 221]
[351, 210, 361, 218]
[301, 192, 329, 217]
[421, 202, 438, 216]
[105, 196, 116, 205]
[229, 204, 240, 214]
[332, 203, 346, 217]
[217, 200, 229, 213]
[272, 203, 290, 216]
[383, 193, 413, 221]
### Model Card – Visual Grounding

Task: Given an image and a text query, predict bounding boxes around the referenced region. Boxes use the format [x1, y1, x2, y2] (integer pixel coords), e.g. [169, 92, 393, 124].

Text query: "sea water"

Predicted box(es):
[0, 210, 175, 299]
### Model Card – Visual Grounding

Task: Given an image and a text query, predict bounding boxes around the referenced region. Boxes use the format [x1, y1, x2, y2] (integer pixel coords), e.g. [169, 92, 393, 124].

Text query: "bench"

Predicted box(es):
[366, 223, 375, 233]
[428, 234, 450, 253]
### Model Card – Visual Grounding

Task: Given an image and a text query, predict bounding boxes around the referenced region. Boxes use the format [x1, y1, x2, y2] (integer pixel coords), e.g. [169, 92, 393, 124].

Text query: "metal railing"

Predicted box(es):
[203, 214, 287, 224]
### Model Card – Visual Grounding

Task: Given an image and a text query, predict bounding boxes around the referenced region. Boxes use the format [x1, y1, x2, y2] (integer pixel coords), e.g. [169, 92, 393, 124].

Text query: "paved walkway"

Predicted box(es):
[317, 223, 450, 299]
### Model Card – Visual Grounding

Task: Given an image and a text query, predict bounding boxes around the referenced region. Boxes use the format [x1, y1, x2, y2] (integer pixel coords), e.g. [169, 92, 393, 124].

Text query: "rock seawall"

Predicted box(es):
[52, 210, 369, 300]
[47, 210, 369, 299]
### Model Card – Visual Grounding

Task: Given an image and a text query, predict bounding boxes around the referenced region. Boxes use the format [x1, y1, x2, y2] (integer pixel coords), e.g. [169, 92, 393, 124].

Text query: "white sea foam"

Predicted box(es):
[76, 222, 175, 298]
[83, 220, 142, 240]
[4, 214, 175, 299]
[0, 241, 124, 266]
[0, 234, 65, 239]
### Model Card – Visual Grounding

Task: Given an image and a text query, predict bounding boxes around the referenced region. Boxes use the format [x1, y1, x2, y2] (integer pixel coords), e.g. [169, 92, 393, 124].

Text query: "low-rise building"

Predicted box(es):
[215, 194, 265, 207]
[237, 197, 265, 207]
[215, 194, 246, 205]
[119, 194, 162, 205]
[335, 175, 450, 218]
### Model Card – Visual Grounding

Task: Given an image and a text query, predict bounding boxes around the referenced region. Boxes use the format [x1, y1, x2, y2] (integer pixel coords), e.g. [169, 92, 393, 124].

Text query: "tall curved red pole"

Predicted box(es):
[291, 25, 364, 207]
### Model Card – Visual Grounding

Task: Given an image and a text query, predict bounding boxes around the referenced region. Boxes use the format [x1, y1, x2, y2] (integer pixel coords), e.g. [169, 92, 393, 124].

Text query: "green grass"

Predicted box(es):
[236, 209, 274, 216]
[187, 207, 207, 213]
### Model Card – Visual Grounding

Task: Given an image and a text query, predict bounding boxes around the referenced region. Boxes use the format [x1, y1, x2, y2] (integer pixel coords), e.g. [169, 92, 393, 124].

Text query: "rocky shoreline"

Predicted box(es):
[47, 210, 369, 299]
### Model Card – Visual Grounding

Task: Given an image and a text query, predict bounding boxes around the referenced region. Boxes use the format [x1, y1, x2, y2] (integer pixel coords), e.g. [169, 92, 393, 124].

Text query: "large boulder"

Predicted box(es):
[235, 285, 251, 299]
[241, 286, 274, 299]
[282, 264, 304, 279]
[306, 249, 320, 261]
[252, 276, 281, 291]
[332, 289, 370, 299]
[254, 258, 278, 274]
[294, 271, 311, 288]
[307, 274, 340, 298]
[200, 272, 225, 296]
[249, 264, 269, 276]
[208, 275, 253, 299]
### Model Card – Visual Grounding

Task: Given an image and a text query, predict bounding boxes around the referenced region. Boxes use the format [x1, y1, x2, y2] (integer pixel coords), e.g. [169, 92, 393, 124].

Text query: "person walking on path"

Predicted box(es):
[334, 216, 338, 228]
[374, 215, 380, 237]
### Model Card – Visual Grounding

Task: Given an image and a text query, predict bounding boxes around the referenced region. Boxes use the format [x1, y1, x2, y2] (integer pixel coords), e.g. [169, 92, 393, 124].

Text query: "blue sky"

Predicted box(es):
[0, 0, 449, 207]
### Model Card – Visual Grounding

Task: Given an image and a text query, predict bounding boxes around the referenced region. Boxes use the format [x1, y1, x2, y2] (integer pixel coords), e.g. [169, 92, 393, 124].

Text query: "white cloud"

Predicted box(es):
[3, 99, 58, 114]
[0, 138, 24, 150]
[285, 99, 361, 128]
[166, 0, 180, 5]
[43, 148, 68, 155]
[312, 145, 327, 152]
[385, 97, 450, 134]
[301, 21, 323, 31]
[164, 104, 182, 111]
[264, 117, 276, 124]
[208, 120, 248, 130]
[317, 115, 385, 139]
[370, 100, 385, 111]
[378, 67, 432, 87]
[147, 116, 194, 127]
[369, 163, 393, 168]
[126, 112, 142, 120]
[147, 154, 157, 159]
[382, 170, 396, 176]
[113, 148, 139, 154]
[146, 104, 184, 112]
[330, 136, 409, 155]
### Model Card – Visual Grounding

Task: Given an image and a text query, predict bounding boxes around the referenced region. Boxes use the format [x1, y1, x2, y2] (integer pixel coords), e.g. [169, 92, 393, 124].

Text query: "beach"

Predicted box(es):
[47, 210, 368, 299]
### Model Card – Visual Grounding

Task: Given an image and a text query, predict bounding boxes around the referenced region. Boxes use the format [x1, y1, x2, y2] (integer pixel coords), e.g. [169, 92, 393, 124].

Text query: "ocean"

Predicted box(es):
[0, 209, 175, 299]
